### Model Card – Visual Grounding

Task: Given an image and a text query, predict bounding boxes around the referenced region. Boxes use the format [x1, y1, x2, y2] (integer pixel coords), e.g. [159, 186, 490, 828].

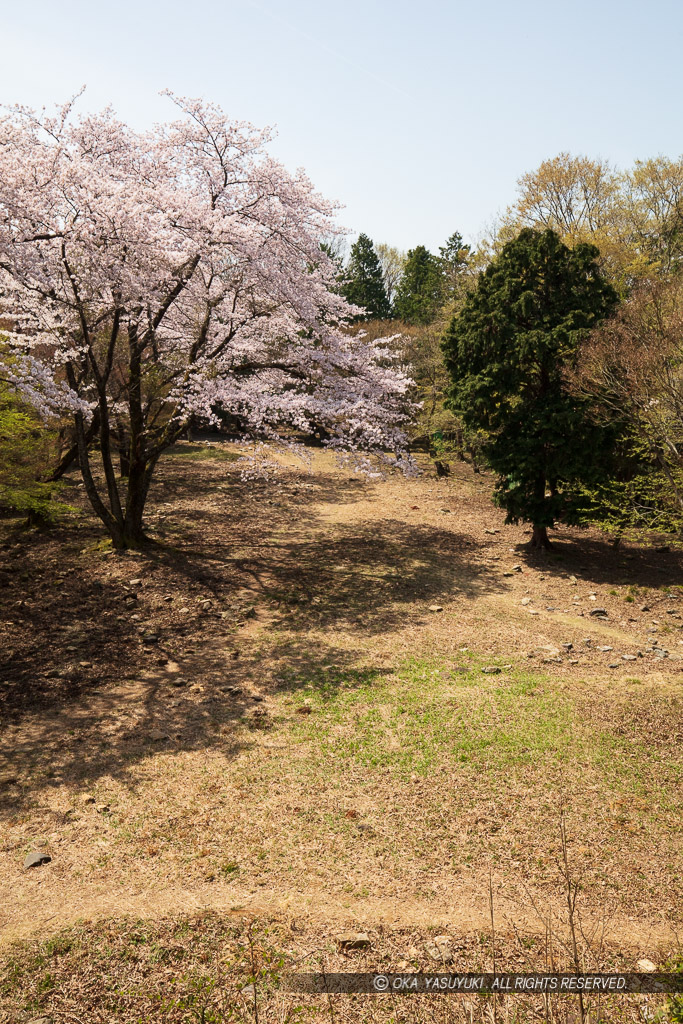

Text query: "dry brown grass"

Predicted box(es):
[1, 912, 680, 1023]
[1, 442, 682, 1019]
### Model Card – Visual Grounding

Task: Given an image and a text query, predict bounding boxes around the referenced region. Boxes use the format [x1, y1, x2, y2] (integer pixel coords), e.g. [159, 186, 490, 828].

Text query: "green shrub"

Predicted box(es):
[0, 384, 71, 524]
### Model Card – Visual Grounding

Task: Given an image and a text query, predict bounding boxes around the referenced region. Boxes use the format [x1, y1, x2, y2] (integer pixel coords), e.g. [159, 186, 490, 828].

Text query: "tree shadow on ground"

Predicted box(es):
[0, 635, 389, 817]
[0, 456, 504, 812]
[511, 528, 683, 591]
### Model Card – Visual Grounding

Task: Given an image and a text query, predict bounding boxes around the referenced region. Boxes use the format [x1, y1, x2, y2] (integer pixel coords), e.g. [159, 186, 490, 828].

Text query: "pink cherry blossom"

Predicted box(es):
[0, 92, 415, 547]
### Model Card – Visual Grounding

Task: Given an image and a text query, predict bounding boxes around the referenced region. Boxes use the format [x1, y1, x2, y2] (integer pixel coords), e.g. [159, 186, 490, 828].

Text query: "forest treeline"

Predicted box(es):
[2, 148, 683, 548]
[332, 152, 683, 547]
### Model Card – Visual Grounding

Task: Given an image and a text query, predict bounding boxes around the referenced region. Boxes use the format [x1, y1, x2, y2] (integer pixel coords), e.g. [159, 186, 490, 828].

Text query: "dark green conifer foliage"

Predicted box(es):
[442, 228, 619, 548]
[342, 233, 391, 320]
[393, 245, 442, 324]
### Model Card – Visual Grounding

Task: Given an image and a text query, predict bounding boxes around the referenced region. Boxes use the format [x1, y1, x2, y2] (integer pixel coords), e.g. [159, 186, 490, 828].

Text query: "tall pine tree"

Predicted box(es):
[393, 245, 442, 325]
[443, 228, 618, 549]
[342, 233, 391, 320]
[439, 231, 472, 304]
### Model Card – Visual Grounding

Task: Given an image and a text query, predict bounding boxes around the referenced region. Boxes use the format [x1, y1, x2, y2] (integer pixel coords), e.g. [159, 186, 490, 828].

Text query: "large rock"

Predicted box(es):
[24, 851, 51, 869]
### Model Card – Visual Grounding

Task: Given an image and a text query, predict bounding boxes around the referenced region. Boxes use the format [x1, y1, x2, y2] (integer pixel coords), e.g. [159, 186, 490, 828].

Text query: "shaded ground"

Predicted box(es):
[1, 442, 682, 1016]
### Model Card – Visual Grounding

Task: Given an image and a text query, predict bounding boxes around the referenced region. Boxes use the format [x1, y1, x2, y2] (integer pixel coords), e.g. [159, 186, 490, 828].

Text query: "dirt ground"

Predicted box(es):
[1, 442, 682, 972]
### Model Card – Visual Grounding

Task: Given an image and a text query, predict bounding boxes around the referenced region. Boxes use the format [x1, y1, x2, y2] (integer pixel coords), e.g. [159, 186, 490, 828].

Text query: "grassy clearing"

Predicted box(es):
[2, 447, 682, 1018]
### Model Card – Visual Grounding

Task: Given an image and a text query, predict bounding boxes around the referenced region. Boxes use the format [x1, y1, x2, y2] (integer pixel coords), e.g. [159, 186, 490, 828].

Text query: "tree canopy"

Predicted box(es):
[443, 227, 618, 548]
[0, 95, 413, 548]
[341, 233, 391, 320]
[393, 245, 443, 325]
[501, 152, 683, 289]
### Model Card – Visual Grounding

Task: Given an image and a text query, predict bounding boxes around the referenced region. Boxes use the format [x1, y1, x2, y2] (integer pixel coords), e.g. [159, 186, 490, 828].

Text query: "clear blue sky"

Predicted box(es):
[3, 0, 682, 253]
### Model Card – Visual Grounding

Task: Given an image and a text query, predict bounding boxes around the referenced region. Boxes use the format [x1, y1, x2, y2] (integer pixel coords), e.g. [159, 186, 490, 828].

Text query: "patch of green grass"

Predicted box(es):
[219, 860, 239, 878]
[272, 657, 682, 808]
[162, 444, 240, 463]
[278, 657, 578, 777]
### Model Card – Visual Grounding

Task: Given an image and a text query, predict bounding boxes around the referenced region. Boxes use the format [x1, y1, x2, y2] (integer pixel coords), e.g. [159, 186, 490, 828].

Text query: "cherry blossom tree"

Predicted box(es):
[0, 93, 414, 548]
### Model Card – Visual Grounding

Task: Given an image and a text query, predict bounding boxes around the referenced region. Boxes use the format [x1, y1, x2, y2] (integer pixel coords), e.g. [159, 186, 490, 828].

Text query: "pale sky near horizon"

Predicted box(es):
[2, 0, 682, 254]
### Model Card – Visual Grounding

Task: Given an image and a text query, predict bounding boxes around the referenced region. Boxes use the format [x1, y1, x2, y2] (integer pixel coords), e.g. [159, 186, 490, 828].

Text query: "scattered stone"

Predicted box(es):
[80, 793, 96, 804]
[481, 666, 501, 674]
[170, 677, 187, 687]
[149, 728, 168, 741]
[24, 851, 51, 869]
[503, 571, 514, 577]
[241, 984, 256, 998]
[512, 564, 522, 572]
[484, 529, 499, 535]
[561, 642, 573, 651]
[252, 694, 264, 702]
[142, 632, 159, 644]
[568, 659, 579, 665]
[179, 606, 190, 613]
[569, 575, 578, 585]
[337, 932, 371, 951]
[425, 935, 454, 963]
[637, 959, 657, 973]
[589, 608, 608, 618]
[529, 609, 540, 616]
[582, 638, 592, 645]
[597, 645, 614, 652]
[608, 663, 620, 669]
[622, 654, 637, 662]
[640, 605, 651, 612]
[96, 803, 110, 814]
[654, 648, 669, 659]
[521, 597, 532, 606]
[428, 605, 443, 612]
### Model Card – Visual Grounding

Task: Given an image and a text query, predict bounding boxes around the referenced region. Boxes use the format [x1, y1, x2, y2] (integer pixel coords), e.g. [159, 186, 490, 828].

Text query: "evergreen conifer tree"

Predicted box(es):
[393, 245, 442, 324]
[342, 233, 391, 320]
[443, 228, 618, 548]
